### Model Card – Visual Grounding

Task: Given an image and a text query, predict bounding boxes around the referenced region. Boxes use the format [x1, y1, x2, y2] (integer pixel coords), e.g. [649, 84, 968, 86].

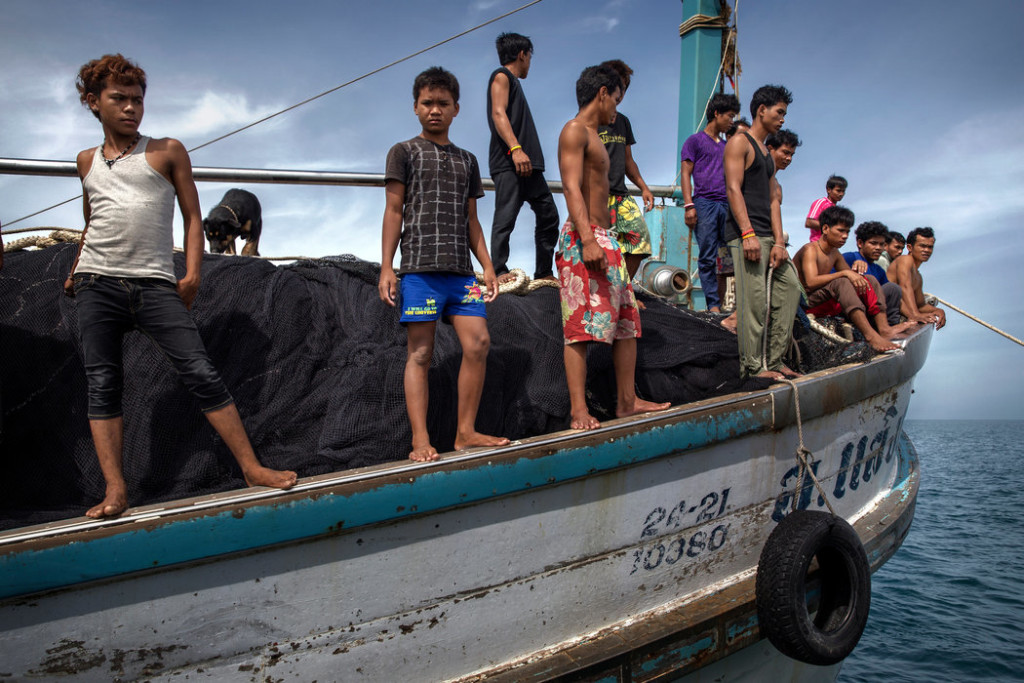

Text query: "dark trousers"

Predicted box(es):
[490, 170, 560, 279]
[693, 196, 728, 310]
[882, 281, 902, 326]
[73, 274, 233, 419]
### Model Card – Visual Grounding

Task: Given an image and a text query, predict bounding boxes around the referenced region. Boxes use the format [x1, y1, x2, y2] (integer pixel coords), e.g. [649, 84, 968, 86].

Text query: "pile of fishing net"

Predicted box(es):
[0, 244, 859, 529]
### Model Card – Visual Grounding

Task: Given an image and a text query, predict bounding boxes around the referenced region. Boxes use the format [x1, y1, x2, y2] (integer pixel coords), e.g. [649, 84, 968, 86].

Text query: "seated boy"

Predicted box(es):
[379, 67, 509, 462]
[556, 64, 669, 430]
[805, 174, 847, 242]
[794, 206, 913, 353]
[888, 227, 946, 328]
[66, 54, 296, 518]
[843, 220, 903, 326]
[876, 230, 904, 271]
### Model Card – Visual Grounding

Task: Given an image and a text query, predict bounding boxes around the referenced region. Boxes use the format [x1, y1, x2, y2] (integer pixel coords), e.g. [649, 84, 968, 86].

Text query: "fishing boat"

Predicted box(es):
[0, 2, 927, 680]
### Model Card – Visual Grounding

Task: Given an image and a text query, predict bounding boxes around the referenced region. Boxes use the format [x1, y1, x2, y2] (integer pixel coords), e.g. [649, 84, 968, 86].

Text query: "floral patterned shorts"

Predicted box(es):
[608, 194, 652, 256]
[555, 222, 642, 345]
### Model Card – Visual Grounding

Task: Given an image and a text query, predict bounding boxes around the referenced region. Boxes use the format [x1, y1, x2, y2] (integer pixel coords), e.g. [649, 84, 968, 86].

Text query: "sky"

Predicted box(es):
[1, 0, 1022, 419]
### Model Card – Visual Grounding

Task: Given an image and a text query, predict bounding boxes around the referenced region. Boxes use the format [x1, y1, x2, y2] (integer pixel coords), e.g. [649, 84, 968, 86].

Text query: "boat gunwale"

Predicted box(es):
[0, 324, 933, 552]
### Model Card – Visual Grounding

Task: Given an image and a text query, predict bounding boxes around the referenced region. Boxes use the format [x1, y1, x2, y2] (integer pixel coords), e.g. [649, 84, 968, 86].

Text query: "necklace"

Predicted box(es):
[101, 133, 141, 168]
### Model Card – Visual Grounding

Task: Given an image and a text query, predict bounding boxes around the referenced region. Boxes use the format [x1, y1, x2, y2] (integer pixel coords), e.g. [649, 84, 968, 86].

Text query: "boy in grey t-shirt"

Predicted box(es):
[378, 67, 509, 462]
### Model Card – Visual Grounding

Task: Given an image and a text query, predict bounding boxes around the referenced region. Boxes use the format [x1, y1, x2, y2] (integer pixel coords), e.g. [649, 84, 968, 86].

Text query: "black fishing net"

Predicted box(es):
[0, 244, 857, 530]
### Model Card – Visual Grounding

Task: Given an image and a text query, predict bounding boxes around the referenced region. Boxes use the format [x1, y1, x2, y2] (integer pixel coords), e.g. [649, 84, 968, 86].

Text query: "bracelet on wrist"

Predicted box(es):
[683, 203, 695, 209]
[507, 145, 522, 155]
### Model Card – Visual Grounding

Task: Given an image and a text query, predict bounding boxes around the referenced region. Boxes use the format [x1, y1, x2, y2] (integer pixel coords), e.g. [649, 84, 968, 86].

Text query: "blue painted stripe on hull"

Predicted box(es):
[0, 406, 765, 599]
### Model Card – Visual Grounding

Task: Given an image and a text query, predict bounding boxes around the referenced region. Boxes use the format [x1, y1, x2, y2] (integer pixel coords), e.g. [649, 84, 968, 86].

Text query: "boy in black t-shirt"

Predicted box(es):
[379, 67, 509, 462]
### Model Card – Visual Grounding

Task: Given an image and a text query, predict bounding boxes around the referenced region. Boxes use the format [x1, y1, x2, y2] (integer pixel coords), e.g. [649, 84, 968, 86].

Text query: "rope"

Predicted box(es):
[3, 230, 81, 251]
[1, 0, 545, 229]
[782, 377, 838, 517]
[928, 293, 1024, 347]
[678, 13, 727, 37]
[474, 268, 558, 296]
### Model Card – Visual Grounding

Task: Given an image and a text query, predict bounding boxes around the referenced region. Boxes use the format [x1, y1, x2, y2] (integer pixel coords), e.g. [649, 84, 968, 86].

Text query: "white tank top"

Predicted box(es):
[77, 136, 177, 281]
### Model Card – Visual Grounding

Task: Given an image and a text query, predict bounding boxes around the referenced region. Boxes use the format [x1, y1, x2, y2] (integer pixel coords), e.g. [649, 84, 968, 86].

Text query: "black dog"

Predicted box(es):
[203, 189, 262, 256]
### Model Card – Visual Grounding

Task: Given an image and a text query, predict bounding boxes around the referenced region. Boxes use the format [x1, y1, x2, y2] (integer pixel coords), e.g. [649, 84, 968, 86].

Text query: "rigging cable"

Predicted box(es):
[1, 0, 544, 230]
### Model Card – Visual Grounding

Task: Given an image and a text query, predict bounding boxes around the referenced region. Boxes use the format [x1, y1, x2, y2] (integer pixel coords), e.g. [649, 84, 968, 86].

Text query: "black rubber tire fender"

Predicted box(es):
[755, 510, 871, 665]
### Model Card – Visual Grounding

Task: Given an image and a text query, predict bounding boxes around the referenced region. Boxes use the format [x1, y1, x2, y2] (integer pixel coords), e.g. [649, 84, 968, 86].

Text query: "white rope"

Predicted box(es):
[782, 377, 838, 517]
[928, 294, 1024, 347]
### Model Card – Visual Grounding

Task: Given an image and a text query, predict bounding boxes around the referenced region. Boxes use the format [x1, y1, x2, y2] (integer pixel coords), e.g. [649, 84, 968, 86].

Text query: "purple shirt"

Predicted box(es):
[681, 131, 727, 202]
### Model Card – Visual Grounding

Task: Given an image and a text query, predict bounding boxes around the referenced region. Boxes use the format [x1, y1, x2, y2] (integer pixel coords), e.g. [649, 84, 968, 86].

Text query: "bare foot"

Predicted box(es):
[497, 272, 516, 285]
[455, 431, 510, 450]
[85, 490, 128, 518]
[533, 275, 558, 284]
[778, 365, 802, 378]
[409, 443, 440, 462]
[880, 321, 918, 338]
[245, 466, 298, 489]
[570, 410, 601, 430]
[868, 336, 900, 353]
[755, 369, 786, 381]
[617, 398, 672, 419]
[636, 299, 647, 310]
[720, 313, 737, 334]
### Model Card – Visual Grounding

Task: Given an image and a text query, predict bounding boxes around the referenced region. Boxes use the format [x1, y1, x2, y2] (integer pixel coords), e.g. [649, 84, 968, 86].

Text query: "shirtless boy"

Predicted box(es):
[723, 85, 802, 380]
[888, 227, 946, 329]
[379, 67, 509, 461]
[556, 64, 669, 430]
[66, 55, 296, 518]
[794, 206, 914, 352]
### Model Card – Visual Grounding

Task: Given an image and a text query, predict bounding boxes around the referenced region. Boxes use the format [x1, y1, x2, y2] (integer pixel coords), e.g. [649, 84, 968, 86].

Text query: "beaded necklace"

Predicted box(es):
[101, 133, 141, 168]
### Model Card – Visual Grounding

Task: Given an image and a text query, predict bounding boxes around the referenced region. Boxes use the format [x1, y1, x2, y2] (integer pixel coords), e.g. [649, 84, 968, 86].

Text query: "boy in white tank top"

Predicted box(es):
[65, 54, 296, 518]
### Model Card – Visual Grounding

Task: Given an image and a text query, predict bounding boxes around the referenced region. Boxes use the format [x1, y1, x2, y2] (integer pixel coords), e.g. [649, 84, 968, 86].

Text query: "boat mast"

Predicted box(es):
[677, 0, 727, 160]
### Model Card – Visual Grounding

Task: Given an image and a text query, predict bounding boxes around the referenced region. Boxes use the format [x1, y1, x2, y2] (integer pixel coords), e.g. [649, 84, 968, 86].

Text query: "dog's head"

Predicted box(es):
[203, 210, 241, 253]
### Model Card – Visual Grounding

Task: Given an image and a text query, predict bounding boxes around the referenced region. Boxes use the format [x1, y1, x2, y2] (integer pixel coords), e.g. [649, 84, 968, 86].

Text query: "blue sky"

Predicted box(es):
[1, 0, 1022, 419]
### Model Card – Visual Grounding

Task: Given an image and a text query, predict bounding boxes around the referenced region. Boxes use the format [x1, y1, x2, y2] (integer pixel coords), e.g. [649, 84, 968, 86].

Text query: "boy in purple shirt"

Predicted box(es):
[680, 93, 740, 312]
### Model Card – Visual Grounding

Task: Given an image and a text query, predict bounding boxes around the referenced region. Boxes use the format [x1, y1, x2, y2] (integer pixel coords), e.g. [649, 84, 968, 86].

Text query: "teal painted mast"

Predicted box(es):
[677, 0, 726, 163]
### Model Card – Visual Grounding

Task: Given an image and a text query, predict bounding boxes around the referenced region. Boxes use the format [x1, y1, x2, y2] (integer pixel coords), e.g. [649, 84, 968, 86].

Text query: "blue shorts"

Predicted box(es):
[399, 272, 486, 323]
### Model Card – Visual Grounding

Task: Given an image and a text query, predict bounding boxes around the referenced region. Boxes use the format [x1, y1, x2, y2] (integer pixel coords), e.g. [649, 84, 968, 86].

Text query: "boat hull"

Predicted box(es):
[0, 326, 930, 682]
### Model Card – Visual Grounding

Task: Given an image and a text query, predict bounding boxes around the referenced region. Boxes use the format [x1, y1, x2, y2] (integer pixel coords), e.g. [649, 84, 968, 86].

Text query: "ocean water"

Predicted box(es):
[838, 420, 1024, 683]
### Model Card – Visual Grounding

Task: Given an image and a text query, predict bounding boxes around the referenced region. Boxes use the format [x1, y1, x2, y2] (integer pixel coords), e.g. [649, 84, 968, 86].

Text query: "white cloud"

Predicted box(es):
[147, 91, 286, 141]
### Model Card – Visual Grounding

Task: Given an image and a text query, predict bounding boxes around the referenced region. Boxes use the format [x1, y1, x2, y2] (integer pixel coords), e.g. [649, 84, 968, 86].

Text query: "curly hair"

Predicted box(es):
[76, 54, 147, 120]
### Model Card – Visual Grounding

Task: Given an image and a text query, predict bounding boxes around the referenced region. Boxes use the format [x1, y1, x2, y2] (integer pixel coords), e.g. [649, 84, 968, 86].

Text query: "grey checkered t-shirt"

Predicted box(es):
[385, 137, 485, 275]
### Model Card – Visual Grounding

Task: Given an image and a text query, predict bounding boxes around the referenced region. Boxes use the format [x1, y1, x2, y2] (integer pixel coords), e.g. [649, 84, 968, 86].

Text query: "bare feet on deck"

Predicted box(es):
[880, 321, 918, 339]
[617, 398, 672, 419]
[533, 275, 558, 284]
[778, 365, 802, 378]
[409, 442, 440, 462]
[85, 489, 128, 518]
[720, 312, 737, 334]
[636, 299, 646, 310]
[755, 369, 787, 382]
[455, 431, 510, 451]
[570, 410, 601, 431]
[868, 336, 900, 353]
[244, 466, 298, 490]
[497, 272, 517, 285]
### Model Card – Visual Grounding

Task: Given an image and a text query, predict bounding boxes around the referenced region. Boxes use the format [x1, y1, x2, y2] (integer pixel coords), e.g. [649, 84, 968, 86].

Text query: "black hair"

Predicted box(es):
[413, 66, 460, 103]
[726, 117, 750, 138]
[599, 59, 633, 91]
[575, 64, 622, 108]
[907, 227, 935, 245]
[855, 221, 889, 242]
[826, 174, 848, 191]
[496, 32, 533, 65]
[819, 205, 855, 229]
[765, 129, 801, 150]
[706, 93, 740, 122]
[888, 230, 905, 245]
[749, 84, 792, 119]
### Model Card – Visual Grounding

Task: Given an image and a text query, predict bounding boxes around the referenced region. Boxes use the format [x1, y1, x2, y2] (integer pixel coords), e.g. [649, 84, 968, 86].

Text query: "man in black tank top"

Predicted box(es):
[486, 32, 559, 283]
[723, 85, 802, 380]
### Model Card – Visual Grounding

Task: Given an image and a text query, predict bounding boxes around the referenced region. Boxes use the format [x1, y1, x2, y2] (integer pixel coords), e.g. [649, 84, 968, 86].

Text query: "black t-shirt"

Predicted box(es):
[486, 67, 545, 176]
[599, 113, 636, 195]
[385, 137, 484, 275]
